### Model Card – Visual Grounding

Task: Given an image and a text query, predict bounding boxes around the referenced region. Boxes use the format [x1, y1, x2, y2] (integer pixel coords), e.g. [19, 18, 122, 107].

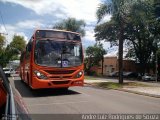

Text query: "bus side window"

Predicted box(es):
[20, 52, 24, 63]
[27, 41, 32, 52]
[26, 46, 30, 59]
[26, 39, 32, 59]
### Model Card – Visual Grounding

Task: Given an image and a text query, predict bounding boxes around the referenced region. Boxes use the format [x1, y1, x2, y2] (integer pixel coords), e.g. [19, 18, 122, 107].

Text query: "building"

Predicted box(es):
[95, 55, 137, 76]
[7, 60, 20, 70]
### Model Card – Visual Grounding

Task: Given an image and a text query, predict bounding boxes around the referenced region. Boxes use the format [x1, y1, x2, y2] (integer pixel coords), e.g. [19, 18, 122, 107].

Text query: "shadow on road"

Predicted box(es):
[14, 79, 81, 98]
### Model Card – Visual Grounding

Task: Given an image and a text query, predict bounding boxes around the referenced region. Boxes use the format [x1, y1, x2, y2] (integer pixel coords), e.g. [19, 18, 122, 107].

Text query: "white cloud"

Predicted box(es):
[0, 25, 28, 45]
[0, 25, 7, 33]
[1, 0, 112, 49]
[58, 0, 100, 22]
[1, 0, 110, 23]
[104, 46, 118, 57]
[2, 19, 44, 31]
[0, 19, 44, 44]
[84, 30, 95, 41]
[16, 20, 45, 29]
[15, 32, 28, 42]
[82, 27, 96, 48]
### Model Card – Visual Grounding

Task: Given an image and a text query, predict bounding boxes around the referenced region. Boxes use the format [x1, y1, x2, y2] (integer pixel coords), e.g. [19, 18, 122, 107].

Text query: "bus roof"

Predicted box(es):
[34, 29, 81, 36]
[33, 29, 81, 40]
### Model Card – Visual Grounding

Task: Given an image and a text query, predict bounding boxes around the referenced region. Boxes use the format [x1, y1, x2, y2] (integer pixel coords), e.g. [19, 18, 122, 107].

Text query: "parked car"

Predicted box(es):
[109, 71, 141, 79]
[108, 71, 119, 77]
[0, 65, 30, 120]
[142, 73, 156, 81]
[123, 72, 138, 78]
[2, 68, 14, 77]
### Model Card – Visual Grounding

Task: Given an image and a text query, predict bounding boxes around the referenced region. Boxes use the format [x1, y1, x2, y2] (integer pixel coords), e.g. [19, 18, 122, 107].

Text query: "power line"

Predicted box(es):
[0, 9, 8, 35]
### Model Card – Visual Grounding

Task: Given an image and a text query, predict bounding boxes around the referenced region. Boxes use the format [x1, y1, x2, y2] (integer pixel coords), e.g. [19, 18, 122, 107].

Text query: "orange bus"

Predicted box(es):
[20, 29, 84, 89]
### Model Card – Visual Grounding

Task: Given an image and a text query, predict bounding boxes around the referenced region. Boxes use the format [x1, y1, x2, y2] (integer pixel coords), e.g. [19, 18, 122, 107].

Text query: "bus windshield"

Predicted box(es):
[34, 40, 83, 67]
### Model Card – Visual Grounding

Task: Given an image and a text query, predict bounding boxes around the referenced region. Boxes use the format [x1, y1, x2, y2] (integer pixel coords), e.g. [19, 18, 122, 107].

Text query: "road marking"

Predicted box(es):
[27, 100, 89, 107]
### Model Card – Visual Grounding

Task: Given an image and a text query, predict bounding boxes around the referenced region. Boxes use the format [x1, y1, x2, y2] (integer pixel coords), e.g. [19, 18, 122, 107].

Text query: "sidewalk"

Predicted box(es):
[85, 77, 160, 98]
[122, 87, 160, 97]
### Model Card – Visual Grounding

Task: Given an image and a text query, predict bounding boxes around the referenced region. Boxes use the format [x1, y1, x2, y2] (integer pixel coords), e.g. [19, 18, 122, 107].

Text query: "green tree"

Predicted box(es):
[0, 34, 5, 50]
[95, 0, 160, 75]
[96, 0, 134, 84]
[0, 46, 19, 67]
[0, 35, 26, 67]
[53, 17, 86, 37]
[0, 49, 6, 67]
[85, 43, 106, 75]
[0, 35, 6, 67]
[125, 0, 160, 74]
[8, 35, 26, 61]
[10, 35, 26, 52]
[5, 35, 26, 64]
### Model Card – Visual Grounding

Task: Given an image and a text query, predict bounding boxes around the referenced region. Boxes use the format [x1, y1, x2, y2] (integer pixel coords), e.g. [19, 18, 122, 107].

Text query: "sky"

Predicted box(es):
[0, 0, 117, 55]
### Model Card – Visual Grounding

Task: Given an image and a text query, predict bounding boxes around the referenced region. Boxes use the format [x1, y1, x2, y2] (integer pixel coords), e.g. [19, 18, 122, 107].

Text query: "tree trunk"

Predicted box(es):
[118, 22, 124, 84]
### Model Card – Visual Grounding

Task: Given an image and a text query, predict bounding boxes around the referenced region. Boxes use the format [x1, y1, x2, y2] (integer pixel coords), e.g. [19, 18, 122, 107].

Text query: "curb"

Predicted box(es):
[84, 82, 160, 98]
[116, 88, 160, 98]
[84, 82, 96, 86]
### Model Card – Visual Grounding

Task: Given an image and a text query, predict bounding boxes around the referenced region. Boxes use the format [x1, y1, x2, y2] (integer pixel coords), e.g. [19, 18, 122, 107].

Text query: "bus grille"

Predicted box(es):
[50, 76, 72, 79]
[45, 70, 75, 74]
[52, 81, 70, 85]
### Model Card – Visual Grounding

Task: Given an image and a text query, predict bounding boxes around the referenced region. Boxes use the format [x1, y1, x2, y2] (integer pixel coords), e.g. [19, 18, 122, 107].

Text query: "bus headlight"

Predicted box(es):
[34, 70, 47, 79]
[76, 71, 83, 78]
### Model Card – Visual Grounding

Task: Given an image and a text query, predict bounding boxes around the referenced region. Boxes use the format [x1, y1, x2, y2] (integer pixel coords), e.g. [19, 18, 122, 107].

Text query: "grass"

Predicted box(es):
[94, 82, 151, 89]
[123, 82, 151, 87]
[84, 75, 98, 80]
[95, 82, 122, 89]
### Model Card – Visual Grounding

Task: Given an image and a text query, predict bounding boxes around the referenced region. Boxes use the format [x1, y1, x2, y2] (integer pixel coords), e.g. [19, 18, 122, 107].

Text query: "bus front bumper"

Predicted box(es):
[31, 77, 84, 89]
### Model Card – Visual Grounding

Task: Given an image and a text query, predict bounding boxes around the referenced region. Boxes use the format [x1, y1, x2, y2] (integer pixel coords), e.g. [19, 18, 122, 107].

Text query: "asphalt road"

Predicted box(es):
[9, 76, 160, 119]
